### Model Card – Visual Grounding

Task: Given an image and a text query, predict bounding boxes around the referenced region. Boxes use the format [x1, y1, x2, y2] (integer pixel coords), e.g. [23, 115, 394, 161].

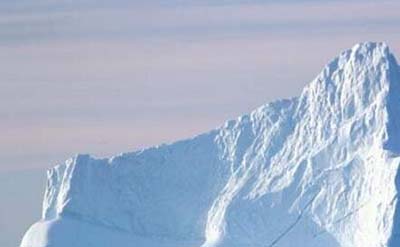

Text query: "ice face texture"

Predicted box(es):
[21, 42, 400, 247]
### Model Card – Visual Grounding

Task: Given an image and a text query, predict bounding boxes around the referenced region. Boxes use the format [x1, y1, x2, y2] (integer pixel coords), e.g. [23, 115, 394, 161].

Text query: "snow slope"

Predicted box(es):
[21, 42, 400, 247]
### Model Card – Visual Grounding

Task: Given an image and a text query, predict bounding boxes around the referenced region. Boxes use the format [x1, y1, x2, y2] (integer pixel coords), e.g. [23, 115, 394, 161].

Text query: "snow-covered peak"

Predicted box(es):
[295, 41, 400, 151]
[21, 43, 400, 247]
[300, 42, 394, 116]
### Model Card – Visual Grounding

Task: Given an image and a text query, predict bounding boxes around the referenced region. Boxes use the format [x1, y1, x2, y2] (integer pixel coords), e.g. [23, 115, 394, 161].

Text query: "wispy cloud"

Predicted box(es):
[1, 0, 399, 44]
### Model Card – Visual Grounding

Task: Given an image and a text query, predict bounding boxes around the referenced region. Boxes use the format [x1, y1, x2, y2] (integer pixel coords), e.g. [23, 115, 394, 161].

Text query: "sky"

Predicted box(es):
[1, 0, 400, 246]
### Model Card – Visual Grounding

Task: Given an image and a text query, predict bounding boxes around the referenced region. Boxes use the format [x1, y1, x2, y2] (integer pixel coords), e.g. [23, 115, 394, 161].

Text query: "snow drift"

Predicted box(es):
[21, 42, 400, 247]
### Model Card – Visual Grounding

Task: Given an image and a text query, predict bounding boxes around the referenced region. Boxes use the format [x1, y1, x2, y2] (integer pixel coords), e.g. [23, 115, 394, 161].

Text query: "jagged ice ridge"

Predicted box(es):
[21, 42, 400, 247]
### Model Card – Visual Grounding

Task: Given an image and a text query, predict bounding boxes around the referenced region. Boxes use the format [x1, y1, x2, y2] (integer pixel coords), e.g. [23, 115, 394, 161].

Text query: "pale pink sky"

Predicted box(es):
[1, 0, 400, 172]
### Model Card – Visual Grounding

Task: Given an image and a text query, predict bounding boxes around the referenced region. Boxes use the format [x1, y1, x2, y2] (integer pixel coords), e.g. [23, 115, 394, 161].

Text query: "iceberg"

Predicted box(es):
[21, 42, 400, 247]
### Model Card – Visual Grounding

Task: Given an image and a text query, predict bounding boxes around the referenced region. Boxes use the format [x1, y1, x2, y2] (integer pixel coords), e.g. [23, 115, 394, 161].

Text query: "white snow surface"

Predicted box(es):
[21, 42, 400, 247]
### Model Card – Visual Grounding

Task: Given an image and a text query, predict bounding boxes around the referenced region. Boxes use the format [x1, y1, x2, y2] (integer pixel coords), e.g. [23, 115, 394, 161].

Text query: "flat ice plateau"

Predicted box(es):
[22, 42, 400, 247]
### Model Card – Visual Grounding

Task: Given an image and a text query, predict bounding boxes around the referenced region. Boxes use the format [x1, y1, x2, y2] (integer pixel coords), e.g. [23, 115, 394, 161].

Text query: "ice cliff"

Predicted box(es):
[21, 42, 400, 247]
